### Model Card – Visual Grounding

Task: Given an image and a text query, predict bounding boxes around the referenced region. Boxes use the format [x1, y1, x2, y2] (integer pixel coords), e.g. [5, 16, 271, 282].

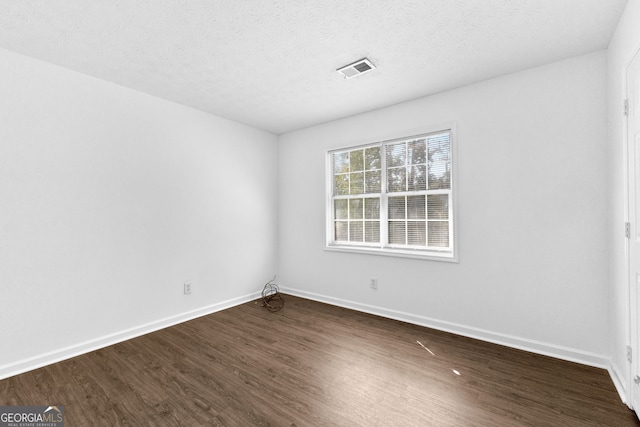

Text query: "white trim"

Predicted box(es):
[324, 244, 457, 262]
[280, 286, 611, 369]
[624, 52, 633, 408]
[324, 121, 459, 153]
[0, 291, 261, 381]
[326, 123, 458, 262]
[625, 45, 640, 412]
[610, 360, 632, 407]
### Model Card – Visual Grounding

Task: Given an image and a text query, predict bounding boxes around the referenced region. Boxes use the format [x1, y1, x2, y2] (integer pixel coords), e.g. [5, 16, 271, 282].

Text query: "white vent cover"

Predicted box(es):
[337, 58, 376, 79]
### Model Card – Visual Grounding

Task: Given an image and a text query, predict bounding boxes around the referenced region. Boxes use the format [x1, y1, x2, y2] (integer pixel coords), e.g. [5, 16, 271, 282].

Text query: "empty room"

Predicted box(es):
[2, 0, 640, 425]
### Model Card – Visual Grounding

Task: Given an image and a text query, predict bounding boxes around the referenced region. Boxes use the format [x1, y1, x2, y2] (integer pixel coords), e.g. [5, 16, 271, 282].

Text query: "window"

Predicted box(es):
[327, 128, 455, 260]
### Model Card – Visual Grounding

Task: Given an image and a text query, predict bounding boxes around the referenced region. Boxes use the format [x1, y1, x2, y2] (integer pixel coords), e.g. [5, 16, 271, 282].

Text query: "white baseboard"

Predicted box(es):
[0, 291, 261, 381]
[2, 286, 623, 400]
[280, 287, 611, 369]
[608, 361, 632, 407]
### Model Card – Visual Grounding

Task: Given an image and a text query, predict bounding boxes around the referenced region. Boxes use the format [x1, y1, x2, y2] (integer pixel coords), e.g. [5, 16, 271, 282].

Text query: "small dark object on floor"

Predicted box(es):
[262, 278, 284, 312]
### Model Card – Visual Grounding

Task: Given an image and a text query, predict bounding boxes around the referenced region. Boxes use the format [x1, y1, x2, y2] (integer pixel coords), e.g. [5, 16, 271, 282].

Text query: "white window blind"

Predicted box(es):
[327, 129, 454, 260]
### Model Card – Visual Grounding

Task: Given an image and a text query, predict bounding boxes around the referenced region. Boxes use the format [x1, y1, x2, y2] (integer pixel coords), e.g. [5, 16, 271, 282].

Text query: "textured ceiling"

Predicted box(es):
[0, 0, 629, 134]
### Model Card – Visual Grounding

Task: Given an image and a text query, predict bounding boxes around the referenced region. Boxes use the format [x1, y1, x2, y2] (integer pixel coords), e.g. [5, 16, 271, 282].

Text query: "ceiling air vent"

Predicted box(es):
[337, 58, 376, 79]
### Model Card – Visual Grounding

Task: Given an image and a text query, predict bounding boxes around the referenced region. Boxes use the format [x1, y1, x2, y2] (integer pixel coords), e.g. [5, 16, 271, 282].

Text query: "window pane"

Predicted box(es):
[350, 221, 364, 242]
[334, 199, 348, 219]
[351, 150, 364, 172]
[389, 221, 406, 244]
[387, 167, 406, 192]
[408, 138, 426, 164]
[407, 221, 426, 246]
[349, 198, 363, 219]
[428, 221, 449, 247]
[335, 221, 348, 241]
[428, 133, 450, 160]
[386, 142, 406, 167]
[407, 195, 425, 219]
[334, 174, 349, 196]
[408, 165, 426, 191]
[428, 133, 451, 190]
[365, 147, 381, 170]
[365, 170, 381, 193]
[334, 152, 349, 174]
[427, 194, 449, 219]
[365, 198, 380, 219]
[350, 172, 364, 194]
[365, 221, 380, 243]
[428, 164, 450, 190]
[388, 196, 406, 220]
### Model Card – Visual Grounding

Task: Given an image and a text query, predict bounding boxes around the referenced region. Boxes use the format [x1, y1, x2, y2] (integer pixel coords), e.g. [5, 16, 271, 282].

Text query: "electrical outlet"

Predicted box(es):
[184, 281, 192, 295]
[370, 278, 378, 290]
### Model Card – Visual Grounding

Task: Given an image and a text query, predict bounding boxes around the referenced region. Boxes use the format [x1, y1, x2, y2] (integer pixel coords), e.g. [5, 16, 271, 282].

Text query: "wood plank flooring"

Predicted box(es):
[1, 294, 638, 426]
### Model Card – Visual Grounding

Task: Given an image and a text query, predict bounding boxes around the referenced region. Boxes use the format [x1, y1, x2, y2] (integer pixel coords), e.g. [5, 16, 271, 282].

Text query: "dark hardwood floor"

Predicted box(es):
[1, 294, 638, 426]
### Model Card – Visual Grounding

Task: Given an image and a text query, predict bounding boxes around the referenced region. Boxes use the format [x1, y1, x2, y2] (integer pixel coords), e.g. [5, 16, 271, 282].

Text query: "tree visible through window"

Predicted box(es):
[328, 129, 454, 259]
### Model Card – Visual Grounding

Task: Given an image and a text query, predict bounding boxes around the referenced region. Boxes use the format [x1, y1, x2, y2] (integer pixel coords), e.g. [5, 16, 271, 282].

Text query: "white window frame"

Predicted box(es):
[325, 123, 458, 262]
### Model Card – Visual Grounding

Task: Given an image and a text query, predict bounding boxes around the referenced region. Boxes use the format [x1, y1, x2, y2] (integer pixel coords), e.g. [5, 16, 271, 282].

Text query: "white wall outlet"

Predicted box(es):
[370, 278, 378, 290]
[184, 281, 192, 295]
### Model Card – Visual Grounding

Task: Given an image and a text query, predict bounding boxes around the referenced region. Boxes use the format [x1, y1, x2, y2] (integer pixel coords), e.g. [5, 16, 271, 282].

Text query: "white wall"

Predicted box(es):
[607, 0, 640, 402]
[278, 51, 609, 365]
[0, 48, 278, 378]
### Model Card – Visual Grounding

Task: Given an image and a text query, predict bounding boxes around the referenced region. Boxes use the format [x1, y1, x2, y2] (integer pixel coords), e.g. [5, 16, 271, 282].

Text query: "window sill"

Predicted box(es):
[324, 244, 458, 263]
